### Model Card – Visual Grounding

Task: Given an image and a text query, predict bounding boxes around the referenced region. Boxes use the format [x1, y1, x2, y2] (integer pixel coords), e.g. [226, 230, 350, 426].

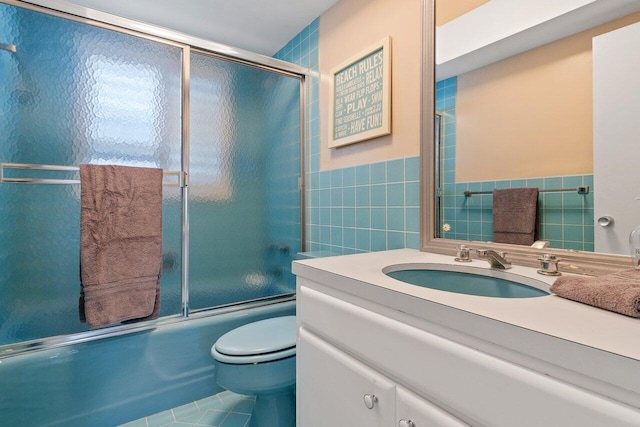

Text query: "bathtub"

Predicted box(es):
[0, 300, 296, 426]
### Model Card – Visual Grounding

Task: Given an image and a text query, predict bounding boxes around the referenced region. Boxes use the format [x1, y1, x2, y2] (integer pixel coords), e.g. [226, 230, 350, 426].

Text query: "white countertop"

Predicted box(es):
[293, 249, 640, 375]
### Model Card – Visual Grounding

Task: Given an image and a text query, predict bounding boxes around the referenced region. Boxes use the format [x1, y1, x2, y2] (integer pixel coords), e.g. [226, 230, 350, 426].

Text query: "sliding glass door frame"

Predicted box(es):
[0, 0, 308, 356]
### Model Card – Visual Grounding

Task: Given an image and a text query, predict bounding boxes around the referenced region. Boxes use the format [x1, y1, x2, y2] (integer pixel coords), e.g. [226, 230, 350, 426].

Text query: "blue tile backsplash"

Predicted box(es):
[436, 77, 595, 251]
[274, 20, 420, 255]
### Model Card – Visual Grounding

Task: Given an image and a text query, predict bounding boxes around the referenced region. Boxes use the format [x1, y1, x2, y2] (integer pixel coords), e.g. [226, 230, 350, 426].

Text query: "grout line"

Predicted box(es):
[217, 409, 232, 427]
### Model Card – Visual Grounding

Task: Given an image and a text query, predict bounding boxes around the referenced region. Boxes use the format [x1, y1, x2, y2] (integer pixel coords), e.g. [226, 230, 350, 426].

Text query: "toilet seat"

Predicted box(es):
[211, 316, 297, 364]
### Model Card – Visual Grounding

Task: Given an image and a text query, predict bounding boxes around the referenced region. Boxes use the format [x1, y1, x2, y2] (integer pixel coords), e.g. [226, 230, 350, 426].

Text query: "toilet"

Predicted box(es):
[211, 316, 297, 427]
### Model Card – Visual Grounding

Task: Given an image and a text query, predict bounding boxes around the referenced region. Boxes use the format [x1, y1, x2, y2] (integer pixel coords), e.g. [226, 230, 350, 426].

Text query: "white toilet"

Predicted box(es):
[211, 316, 296, 427]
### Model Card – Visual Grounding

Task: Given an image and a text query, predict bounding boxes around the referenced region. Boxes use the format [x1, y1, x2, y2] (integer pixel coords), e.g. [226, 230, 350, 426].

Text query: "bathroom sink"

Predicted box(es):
[383, 264, 549, 298]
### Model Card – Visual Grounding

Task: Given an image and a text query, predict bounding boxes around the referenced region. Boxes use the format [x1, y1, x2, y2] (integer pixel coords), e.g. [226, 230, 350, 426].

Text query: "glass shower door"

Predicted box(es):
[188, 52, 301, 310]
[0, 1, 304, 347]
[0, 3, 183, 345]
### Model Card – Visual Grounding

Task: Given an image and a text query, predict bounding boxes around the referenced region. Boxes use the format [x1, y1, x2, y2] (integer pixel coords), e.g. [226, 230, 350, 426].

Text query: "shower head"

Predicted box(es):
[0, 43, 17, 53]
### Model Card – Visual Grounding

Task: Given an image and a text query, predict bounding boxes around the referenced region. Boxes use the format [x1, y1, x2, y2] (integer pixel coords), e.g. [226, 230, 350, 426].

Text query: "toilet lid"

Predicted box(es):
[214, 316, 296, 357]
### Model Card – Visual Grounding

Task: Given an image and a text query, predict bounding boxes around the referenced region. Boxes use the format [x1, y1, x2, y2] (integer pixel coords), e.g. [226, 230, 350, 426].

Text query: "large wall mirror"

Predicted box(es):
[421, 0, 640, 274]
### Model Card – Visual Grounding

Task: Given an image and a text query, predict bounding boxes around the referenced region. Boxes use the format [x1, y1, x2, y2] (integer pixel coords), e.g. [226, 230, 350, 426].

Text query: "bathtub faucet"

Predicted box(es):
[475, 249, 512, 269]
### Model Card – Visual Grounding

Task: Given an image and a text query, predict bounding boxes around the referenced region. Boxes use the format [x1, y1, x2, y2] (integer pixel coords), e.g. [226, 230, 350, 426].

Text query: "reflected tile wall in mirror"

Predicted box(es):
[436, 78, 595, 251]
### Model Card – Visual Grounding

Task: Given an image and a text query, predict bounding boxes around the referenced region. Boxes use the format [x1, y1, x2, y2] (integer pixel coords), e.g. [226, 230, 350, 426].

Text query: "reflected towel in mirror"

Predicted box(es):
[493, 187, 539, 246]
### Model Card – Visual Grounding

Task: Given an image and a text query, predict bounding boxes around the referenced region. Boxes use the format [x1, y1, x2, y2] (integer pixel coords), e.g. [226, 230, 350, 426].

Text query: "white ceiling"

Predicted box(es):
[62, 0, 339, 56]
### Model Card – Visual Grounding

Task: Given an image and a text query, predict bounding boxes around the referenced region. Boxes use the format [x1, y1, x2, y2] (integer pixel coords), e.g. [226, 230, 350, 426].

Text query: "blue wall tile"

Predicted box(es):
[355, 207, 371, 228]
[405, 157, 420, 181]
[343, 167, 356, 186]
[371, 207, 387, 230]
[387, 159, 405, 183]
[370, 162, 386, 184]
[387, 208, 405, 231]
[356, 164, 370, 186]
[356, 229, 370, 251]
[387, 183, 404, 206]
[371, 185, 387, 207]
[343, 186, 356, 207]
[387, 231, 405, 250]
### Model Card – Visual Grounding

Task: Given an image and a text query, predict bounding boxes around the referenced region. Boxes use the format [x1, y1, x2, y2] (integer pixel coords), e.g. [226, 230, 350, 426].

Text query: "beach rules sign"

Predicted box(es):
[329, 37, 391, 148]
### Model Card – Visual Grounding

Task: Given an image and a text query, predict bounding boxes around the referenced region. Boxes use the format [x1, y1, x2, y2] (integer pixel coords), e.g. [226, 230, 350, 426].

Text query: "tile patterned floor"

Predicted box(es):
[119, 391, 255, 427]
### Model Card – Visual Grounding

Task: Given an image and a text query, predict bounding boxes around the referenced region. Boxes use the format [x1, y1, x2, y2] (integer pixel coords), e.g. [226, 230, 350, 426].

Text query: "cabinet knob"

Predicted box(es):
[363, 394, 378, 409]
[399, 420, 416, 427]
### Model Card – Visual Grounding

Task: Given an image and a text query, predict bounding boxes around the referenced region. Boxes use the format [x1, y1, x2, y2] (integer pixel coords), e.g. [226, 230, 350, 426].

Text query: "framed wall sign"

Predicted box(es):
[328, 36, 392, 148]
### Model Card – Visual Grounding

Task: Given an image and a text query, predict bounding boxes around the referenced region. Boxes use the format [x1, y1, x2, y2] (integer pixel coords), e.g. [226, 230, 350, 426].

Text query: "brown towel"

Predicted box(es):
[79, 164, 163, 328]
[493, 187, 539, 245]
[550, 269, 640, 318]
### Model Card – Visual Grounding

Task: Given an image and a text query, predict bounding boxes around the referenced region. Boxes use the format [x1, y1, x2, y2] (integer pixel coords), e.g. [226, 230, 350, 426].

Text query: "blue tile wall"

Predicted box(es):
[436, 77, 595, 251]
[275, 20, 420, 255]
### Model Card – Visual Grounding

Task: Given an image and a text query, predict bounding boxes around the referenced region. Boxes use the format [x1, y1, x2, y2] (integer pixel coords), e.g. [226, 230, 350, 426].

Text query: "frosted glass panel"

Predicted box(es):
[189, 53, 300, 310]
[0, 4, 182, 344]
[0, 3, 303, 345]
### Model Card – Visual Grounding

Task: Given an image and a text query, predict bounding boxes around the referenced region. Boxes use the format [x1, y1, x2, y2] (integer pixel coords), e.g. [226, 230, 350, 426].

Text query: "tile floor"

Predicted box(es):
[119, 391, 255, 427]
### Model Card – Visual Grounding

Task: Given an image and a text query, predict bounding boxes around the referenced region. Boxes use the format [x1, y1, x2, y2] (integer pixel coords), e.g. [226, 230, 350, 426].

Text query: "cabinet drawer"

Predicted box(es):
[297, 328, 396, 427]
[397, 386, 469, 427]
[298, 283, 640, 426]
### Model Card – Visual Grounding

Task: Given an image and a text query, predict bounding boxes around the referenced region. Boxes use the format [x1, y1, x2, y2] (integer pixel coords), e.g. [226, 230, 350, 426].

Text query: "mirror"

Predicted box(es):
[425, 0, 640, 269]
[422, 0, 640, 273]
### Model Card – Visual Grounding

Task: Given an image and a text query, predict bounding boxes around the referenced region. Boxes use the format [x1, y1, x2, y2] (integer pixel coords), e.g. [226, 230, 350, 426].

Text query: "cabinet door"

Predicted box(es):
[396, 386, 469, 427]
[297, 327, 396, 427]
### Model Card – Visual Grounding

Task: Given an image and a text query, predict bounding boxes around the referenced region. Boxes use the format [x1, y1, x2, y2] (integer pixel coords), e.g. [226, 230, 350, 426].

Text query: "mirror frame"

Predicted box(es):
[419, 0, 631, 276]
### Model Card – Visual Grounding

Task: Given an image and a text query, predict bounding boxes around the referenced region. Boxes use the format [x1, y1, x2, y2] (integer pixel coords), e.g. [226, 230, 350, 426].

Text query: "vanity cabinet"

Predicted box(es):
[296, 276, 640, 427]
[298, 327, 468, 427]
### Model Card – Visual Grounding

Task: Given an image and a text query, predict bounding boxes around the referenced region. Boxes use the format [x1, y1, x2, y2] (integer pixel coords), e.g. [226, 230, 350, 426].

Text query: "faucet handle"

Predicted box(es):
[455, 244, 472, 262]
[537, 254, 561, 276]
[475, 248, 506, 259]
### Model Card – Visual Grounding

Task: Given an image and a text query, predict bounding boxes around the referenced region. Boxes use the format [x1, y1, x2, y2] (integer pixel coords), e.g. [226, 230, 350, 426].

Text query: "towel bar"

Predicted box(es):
[463, 186, 589, 197]
[0, 162, 186, 187]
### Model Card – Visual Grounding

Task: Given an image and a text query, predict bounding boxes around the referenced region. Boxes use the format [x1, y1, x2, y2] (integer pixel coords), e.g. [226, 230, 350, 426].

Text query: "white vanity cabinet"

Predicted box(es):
[295, 270, 640, 427]
[298, 327, 468, 427]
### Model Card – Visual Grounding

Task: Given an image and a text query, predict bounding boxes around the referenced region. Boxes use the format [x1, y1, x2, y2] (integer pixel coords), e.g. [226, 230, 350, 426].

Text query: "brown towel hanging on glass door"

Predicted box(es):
[79, 164, 162, 328]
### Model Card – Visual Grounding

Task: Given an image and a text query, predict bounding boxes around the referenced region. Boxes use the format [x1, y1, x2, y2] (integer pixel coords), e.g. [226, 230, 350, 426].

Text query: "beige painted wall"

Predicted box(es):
[435, 0, 490, 27]
[455, 12, 640, 182]
[319, 0, 422, 171]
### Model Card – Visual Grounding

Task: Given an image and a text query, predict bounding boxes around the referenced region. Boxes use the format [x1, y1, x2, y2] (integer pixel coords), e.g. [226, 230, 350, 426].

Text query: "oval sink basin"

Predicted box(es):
[383, 264, 549, 298]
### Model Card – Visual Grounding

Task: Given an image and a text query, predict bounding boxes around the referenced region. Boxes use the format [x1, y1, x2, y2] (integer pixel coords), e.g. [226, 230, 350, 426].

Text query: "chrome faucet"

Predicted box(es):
[475, 249, 511, 269]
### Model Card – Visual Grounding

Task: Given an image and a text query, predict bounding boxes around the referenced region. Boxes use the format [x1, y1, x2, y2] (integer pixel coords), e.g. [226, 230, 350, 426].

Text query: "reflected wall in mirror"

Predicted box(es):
[433, 0, 640, 256]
